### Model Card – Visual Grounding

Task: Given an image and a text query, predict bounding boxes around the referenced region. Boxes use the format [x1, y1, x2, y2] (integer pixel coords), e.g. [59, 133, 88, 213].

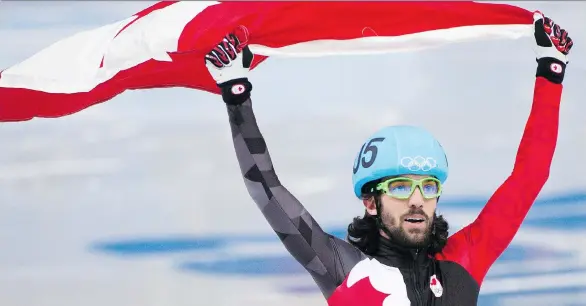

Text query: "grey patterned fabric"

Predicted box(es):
[226, 99, 366, 298]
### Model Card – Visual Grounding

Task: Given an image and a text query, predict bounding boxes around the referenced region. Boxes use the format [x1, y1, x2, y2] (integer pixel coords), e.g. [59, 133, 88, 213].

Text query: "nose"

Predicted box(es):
[408, 186, 425, 208]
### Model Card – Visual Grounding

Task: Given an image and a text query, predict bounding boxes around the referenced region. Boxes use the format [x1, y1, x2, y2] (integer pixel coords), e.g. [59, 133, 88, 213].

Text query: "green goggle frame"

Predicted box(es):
[375, 177, 443, 200]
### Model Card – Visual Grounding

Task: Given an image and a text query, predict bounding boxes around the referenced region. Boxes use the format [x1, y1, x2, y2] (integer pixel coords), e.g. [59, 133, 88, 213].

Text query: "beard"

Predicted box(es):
[381, 208, 434, 249]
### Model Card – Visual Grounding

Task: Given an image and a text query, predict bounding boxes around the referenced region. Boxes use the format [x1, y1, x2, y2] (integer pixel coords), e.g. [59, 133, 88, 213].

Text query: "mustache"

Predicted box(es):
[401, 208, 430, 220]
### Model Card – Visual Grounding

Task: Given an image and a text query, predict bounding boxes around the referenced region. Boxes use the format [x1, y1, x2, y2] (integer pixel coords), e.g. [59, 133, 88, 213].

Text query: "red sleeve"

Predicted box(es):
[436, 77, 563, 286]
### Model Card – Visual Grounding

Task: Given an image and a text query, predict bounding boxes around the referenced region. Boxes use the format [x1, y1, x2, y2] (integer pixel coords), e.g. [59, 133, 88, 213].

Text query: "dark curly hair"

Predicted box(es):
[346, 182, 449, 256]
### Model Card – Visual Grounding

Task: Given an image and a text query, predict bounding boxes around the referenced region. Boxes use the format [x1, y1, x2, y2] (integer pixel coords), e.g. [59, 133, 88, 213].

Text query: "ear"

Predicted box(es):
[362, 196, 378, 216]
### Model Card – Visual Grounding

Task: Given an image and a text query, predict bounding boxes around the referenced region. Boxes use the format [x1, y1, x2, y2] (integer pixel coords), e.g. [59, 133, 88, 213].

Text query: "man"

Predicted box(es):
[204, 12, 573, 306]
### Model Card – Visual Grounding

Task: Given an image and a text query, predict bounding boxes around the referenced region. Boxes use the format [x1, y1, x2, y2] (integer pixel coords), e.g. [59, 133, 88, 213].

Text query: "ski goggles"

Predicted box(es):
[375, 177, 442, 200]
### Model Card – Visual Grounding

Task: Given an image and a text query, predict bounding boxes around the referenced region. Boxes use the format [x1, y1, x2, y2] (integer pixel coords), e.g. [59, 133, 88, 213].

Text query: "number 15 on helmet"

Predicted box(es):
[351, 125, 449, 198]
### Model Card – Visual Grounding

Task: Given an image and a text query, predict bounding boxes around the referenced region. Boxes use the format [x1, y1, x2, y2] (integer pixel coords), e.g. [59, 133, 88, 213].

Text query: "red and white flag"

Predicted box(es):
[0, 1, 534, 122]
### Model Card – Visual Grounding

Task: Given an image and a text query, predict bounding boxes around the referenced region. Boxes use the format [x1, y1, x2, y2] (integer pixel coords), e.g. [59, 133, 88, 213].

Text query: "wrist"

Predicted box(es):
[536, 57, 566, 84]
[218, 78, 252, 105]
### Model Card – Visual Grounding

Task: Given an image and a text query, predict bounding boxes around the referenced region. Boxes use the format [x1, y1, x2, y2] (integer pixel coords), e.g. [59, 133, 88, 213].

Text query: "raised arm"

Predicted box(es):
[204, 33, 365, 297]
[438, 13, 574, 286]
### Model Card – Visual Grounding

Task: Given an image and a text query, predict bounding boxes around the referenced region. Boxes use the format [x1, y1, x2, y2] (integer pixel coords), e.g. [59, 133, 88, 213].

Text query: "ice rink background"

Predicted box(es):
[1, 1, 585, 306]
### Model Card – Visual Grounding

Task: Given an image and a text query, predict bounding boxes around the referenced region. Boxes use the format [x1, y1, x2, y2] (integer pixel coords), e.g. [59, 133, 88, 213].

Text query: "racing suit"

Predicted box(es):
[224, 74, 562, 305]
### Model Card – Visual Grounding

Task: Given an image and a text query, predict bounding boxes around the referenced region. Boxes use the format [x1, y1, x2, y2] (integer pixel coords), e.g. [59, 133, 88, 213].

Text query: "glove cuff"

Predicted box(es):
[536, 57, 566, 84]
[218, 78, 253, 105]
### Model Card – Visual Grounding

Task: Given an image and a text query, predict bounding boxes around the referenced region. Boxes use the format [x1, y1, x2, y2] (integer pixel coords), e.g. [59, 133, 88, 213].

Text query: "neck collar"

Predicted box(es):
[373, 235, 431, 267]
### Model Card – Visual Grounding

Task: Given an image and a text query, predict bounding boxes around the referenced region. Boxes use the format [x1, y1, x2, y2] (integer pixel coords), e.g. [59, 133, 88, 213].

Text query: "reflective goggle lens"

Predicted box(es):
[376, 177, 442, 199]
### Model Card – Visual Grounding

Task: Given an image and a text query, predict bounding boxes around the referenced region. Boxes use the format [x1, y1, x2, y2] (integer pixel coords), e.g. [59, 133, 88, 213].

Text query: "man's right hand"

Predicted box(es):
[533, 12, 573, 84]
[205, 32, 254, 105]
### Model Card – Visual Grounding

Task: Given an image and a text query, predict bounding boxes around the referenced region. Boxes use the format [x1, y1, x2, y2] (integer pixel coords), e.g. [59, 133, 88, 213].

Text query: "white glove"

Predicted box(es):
[533, 12, 573, 64]
[205, 33, 253, 85]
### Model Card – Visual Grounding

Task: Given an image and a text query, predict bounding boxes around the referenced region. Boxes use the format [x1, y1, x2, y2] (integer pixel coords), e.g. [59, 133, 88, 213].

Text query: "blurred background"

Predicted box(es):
[0, 1, 585, 306]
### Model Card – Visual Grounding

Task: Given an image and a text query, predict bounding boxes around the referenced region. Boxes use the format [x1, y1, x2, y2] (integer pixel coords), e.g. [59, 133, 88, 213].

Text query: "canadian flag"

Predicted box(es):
[0, 1, 534, 122]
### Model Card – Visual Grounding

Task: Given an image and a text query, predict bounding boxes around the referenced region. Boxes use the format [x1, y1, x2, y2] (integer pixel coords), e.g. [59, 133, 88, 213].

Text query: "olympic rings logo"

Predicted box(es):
[400, 156, 438, 172]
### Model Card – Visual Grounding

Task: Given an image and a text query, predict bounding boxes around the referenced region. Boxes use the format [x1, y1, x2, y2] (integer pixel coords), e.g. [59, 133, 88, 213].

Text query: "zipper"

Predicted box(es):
[411, 249, 424, 306]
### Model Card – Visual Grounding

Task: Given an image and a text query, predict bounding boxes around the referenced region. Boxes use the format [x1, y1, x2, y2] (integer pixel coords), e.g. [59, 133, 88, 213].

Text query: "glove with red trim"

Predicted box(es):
[205, 33, 254, 105]
[533, 12, 573, 84]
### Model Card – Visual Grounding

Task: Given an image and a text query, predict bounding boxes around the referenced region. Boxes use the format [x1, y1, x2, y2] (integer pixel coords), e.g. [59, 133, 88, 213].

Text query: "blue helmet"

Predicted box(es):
[351, 125, 449, 198]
